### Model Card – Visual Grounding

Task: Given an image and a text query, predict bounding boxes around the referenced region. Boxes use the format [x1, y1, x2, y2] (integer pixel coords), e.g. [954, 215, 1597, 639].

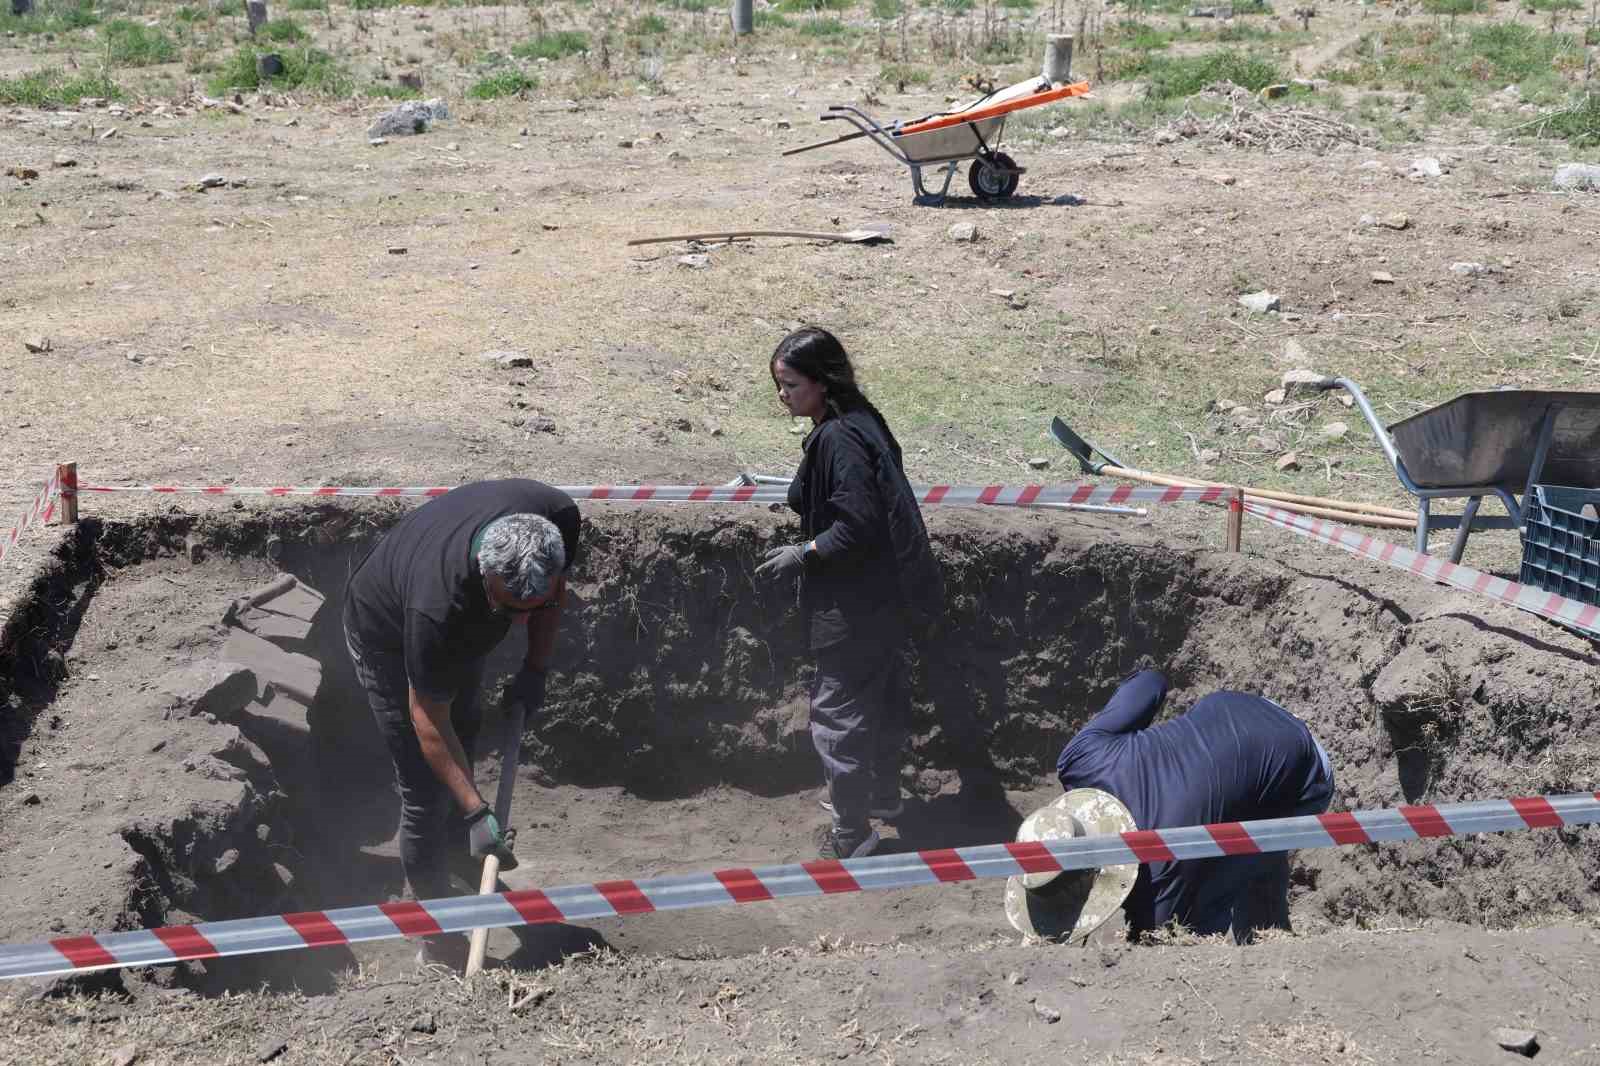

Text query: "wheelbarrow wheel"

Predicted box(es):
[968, 152, 1020, 201]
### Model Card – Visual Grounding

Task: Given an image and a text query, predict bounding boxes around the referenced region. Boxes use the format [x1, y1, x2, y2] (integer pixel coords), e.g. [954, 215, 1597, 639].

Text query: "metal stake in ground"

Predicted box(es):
[464, 699, 527, 977]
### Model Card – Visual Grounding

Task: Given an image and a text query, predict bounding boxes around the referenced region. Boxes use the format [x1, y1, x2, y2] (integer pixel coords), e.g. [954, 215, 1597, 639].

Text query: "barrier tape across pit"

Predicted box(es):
[0, 471, 60, 569]
[1245, 501, 1600, 637]
[72, 481, 1229, 508]
[3, 791, 1597, 981]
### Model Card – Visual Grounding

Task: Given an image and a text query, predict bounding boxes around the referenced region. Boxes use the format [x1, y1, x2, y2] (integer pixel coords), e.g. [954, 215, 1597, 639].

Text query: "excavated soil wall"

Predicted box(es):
[2, 503, 1597, 994]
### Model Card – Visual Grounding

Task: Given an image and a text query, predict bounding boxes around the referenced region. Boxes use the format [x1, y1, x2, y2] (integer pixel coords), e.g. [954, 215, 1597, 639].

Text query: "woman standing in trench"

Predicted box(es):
[755, 326, 943, 860]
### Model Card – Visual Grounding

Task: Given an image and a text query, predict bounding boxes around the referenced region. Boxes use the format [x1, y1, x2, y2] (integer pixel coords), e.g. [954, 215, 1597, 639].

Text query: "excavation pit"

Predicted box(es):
[2, 503, 1597, 996]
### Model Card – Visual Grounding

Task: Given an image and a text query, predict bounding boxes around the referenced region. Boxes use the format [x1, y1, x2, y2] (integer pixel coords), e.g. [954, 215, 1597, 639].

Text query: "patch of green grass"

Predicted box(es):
[629, 12, 668, 32]
[363, 80, 421, 98]
[778, 0, 852, 11]
[754, 8, 790, 25]
[0, 0, 99, 34]
[174, 4, 203, 20]
[1333, 22, 1585, 94]
[870, 0, 900, 17]
[1107, 17, 1173, 50]
[1133, 48, 1282, 98]
[258, 16, 308, 40]
[215, 0, 243, 14]
[208, 44, 352, 94]
[937, 0, 973, 11]
[286, 0, 327, 9]
[467, 68, 537, 98]
[1525, 0, 1582, 10]
[1000, 0, 1035, 8]
[103, 18, 178, 65]
[879, 61, 930, 87]
[1422, 0, 1485, 14]
[0, 67, 123, 107]
[1537, 90, 1600, 147]
[797, 15, 848, 34]
[665, 0, 710, 10]
[511, 29, 588, 59]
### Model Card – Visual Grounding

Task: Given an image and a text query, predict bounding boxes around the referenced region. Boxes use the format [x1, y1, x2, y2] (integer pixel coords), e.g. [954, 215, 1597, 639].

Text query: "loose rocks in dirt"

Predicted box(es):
[366, 99, 450, 139]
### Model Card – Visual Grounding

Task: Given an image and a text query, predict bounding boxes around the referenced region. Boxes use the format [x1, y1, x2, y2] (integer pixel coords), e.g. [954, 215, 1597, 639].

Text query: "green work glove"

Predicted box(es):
[464, 805, 518, 871]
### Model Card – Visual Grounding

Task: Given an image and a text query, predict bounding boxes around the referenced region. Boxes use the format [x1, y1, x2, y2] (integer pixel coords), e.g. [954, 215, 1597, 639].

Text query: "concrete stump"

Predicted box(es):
[732, 0, 753, 33]
[1043, 34, 1074, 83]
[11, 0, 34, 16]
[246, 0, 268, 35]
[255, 52, 284, 78]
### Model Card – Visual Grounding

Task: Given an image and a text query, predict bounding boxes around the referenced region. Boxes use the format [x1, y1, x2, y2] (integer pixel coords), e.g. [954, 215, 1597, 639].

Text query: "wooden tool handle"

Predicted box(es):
[464, 854, 501, 977]
[1100, 465, 1415, 530]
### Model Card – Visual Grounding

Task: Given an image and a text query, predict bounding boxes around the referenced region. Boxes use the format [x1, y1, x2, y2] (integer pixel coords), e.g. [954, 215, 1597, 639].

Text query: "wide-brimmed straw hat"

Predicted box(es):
[1004, 787, 1139, 943]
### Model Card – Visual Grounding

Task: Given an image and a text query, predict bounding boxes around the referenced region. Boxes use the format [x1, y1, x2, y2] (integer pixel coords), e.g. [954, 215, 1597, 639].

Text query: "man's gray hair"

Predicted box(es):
[477, 514, 566, 600]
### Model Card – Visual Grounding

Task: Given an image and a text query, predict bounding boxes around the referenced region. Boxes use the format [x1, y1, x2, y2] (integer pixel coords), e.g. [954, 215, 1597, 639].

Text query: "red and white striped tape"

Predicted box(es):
[0, 470, 60, 569]
[1246, 502, 1600, 636]
[3, 791, 1596, 981]
[73, 481, 1226, 508]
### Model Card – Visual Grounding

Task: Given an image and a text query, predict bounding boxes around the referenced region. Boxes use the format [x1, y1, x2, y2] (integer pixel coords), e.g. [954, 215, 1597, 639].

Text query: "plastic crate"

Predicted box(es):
[1519, 484, 1600, 606]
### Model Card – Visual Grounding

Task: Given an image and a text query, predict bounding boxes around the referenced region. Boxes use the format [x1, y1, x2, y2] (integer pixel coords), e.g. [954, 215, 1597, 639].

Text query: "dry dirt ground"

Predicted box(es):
[2, 7, 1600, 1064]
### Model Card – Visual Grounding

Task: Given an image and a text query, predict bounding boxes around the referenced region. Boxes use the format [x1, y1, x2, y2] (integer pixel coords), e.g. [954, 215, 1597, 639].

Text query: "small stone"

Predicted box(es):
[481, 349, 532, 368]
[703, 417, 723, 437]
[1321, 421, 1349, 441]
[367, 98, 450, 139]
[256, 1038, 287, 1063]
[1275, 452, 1301, 473]
[1213, 398, 1237, 413]
[519, 126, 529, 137]
[677, 253, 710, 269]
[98, 127, 117, 141]
[617, 138, 633, 148]
[22, 792, 40, 805]
[946, 221, 977, 242]
[1409, 156, 1444, 178]
[1246, 433, 1282, 452]
[1035, 1004, 1061, 1023]
[990, 288, 1015, 300]
[1263, 388, 1286, 405]
[1281, 367, 1327, 392]
[1492, 1028, 1539, 1057]
[666, 149, 688, 161]
[1358, 213, 1376, 227]
[198, 174, 227, 189]
[23, 336, 51, 353]
[1449, 261, 1487, 276]
[1553, 162, 1600, 191]
[368, 137, 388, 147]
[110, 1043, 138, 1066]
[1027, 457, 1050, 470]
[1238, 290, 1281, 314]
[52, 153, 77, 168]
[5, 165, 40, 180]
[1198, 448, 1221, 463]
[1378, 212, 1409, 230]
[387, 245, 407, 255]
[1371, 270, 1395, 284]
[1005, 971, 1025, 986]
[411, 1013, 437, 1034]
[1212, 173, 1236, 186]
[1338, 393, 1354, 408]
[1148, 324, 1160, 335]
[213, 848, 241, 875]
[445, 141, 459, 151]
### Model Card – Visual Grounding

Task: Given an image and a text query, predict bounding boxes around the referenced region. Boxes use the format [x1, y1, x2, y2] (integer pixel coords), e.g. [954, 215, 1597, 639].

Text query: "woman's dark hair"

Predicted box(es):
[771, 326, 901, 462]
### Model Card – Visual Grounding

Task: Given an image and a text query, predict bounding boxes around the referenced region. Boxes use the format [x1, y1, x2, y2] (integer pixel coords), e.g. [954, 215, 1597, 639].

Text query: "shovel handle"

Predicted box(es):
[463, 854, 501, 978]
[1098, 465, 1414, 530]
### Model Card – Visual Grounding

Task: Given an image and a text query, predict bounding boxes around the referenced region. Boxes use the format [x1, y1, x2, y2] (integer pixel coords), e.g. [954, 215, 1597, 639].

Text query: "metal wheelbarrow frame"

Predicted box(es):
[783, 78, 1092, 206]
[1312, 377, 1600, 562]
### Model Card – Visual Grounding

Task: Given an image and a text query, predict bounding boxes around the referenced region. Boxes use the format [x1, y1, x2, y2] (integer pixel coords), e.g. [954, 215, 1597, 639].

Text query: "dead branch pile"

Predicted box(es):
[1161, 81, 1373, 151]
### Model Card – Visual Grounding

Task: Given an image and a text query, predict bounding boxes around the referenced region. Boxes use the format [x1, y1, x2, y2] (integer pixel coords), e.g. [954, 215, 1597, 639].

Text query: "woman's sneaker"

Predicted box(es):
[818, 793, 905, 821]
[819, 825, 880, 860]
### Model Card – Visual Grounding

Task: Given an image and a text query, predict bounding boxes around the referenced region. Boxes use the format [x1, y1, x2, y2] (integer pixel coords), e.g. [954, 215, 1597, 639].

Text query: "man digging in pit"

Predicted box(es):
[1050, 669, 1335, 944]
[342, 479, 581, 969]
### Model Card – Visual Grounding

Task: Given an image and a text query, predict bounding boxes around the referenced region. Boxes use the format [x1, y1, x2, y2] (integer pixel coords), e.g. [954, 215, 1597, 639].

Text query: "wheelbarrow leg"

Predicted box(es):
[1447, 496, 1481, 563]
[911, 162, 960, 207]
[1416, 498, 1431, 554]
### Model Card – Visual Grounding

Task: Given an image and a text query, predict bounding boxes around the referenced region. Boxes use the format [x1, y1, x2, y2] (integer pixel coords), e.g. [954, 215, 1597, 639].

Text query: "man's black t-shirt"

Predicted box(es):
[343, 479, 581, 700]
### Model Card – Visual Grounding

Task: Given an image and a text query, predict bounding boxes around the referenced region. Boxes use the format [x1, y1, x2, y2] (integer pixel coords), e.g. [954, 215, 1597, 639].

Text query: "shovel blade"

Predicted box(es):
[1050, 416, 1100, 473]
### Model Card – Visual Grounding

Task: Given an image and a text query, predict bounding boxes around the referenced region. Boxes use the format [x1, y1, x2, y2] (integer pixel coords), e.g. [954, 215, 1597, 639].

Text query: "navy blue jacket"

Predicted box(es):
[1055, 670, 1325, 935]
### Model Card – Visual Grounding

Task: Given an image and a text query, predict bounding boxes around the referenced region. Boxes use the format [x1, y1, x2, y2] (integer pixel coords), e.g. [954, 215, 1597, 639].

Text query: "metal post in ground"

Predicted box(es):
[732, 0, 753, 34]
[1042, 34, 1074, 83]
